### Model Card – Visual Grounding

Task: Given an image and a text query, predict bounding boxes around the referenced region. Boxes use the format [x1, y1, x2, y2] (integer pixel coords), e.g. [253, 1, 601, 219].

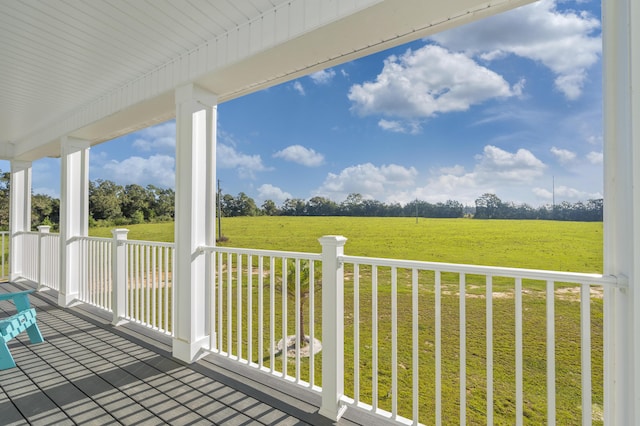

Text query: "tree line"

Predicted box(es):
[0, 174, 604, 231]
[474, 193, 603, 221]
[221, 192, 465, 218]
[222, 191, 603, 222]
[0, 175, 176, 230]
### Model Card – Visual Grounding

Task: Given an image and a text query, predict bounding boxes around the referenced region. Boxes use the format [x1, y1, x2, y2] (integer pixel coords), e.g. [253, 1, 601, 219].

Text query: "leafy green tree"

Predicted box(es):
[306, 196, 337, 216]
[221, 193, 236, 217]
[361, 199, 385, 216]
[32, 194, 59, 229]
[340, 193, 364, 216]
[404, 199, 424, 217]
[147, 185, 174, 220]
[235, 192, 258, 216]
[585, 199, 604, 221]
[440, 200, 464, 218]
[0, 171, 606, 225]
[474, 193, 503, 219]
[122, 184, 151, 221]
[281, 198, 306, 216]
[89, 179, 123, 221]
[261, 199, 279, 216]
[0, 171, 9, 230]
[386, 202, 403, 217]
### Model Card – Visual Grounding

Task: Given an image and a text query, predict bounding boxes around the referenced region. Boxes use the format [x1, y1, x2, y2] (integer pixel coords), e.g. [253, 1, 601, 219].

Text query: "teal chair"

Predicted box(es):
[0, 290, 44, 370]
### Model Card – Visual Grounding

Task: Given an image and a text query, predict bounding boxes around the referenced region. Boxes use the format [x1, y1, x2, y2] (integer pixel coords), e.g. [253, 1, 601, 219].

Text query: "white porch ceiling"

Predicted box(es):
[0, 0, 533, 161]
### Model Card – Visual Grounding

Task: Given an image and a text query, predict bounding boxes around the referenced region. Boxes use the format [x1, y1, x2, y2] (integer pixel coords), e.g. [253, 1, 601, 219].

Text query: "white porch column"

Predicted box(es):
[603, 0, 640, 423]
[58, 137, 90, 307]
[9, 160, 32, 281]
[172, 83, 217, 363]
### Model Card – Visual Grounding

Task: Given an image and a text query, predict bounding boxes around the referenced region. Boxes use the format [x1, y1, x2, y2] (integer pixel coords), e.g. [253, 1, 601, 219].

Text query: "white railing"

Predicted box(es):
[201, 237, 618, 425]
[12, 227, 60, 289]
[39, 229, 60, 290]
[11, 230, 619, 424]
[77, 236, 113, 311]
[10, 229, 174, 335]
[76, 232, 175, 335]
[338, 256, 617, 425]
[200, 245, 322, 390]
[121, 239, 174, 334]
[20, 231, 39, 282]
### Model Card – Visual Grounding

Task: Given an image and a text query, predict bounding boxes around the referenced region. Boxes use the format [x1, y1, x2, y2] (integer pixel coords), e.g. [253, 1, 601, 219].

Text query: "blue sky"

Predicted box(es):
[24, 0, 603, 208]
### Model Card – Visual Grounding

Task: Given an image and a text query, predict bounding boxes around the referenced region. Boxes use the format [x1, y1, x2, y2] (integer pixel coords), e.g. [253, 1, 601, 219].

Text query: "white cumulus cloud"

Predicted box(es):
[532, 187, 553, 199]
[556, 185, 601, 199]
[550, 146, 577, 163]
[348, 44, 519, 126]
[132, 121, 176, 152]
[310, 69, 336, 85]
[587, 151, 603, 164]
[390, 145, 547, 205]
[217, 144, 269, 179]
[533, 185, 601, 200]
[315, 163, 418, 201]
[439, 165, 466, 175]
[378, 119, 422, 134]
[430, 0, 601, 99]
[258, 184, 292, 202]
[273, 145, 324, 167]
[587, 135, 603, 145]
[314, 146, 547, 206]
[475, 145, 547, 182]
[292, 81, 305, 96]
[103, 154, 175, 188]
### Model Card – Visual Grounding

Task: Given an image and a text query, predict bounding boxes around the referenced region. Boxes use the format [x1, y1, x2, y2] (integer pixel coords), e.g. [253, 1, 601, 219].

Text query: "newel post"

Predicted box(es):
[319, 235, 348, 421]
[111, 229, 129, 326]
[37, 225, 51, 290]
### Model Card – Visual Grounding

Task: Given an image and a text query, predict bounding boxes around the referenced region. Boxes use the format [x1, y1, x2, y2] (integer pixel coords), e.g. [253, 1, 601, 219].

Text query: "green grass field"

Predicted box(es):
[90, 217, 604, 424]
[90, 217, 602, 272]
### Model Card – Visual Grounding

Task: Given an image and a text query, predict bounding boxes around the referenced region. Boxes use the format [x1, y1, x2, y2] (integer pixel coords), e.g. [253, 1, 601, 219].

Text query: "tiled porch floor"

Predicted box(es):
[0, 281, 379, 426]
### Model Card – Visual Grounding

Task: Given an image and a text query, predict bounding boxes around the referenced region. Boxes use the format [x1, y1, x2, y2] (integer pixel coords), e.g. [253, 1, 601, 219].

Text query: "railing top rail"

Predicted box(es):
[199, 245, 322, 261]
[123, 240, 175, 249]
[12, 231, 59, 237]
[74, 236, 112, 243]
[340, 254, 619, 287]
[15, 231, 39, 236]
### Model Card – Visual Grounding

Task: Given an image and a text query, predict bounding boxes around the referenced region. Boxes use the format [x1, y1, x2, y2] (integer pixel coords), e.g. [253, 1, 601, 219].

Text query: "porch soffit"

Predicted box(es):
[0, 0, 533, 161]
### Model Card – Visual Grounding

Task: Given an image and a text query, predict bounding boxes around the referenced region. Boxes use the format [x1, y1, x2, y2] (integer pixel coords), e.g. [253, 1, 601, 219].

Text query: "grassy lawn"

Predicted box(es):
[90, 217, 603, 424]
[90, 217, 602, 272]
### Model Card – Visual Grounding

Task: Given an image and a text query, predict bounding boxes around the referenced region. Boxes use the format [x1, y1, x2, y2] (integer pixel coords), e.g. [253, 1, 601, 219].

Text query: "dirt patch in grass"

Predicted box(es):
[442, 286, 603, 301]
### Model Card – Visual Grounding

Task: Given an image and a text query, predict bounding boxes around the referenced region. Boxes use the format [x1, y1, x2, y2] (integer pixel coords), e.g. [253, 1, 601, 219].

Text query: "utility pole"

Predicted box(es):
[552, 176, 555, 219]
[217, 179, 222, 241]
[415, 198, 419, 224]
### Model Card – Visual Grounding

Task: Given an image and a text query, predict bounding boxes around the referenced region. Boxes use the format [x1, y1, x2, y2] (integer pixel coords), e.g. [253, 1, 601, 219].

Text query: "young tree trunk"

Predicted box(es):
[299, 300, 306, 347]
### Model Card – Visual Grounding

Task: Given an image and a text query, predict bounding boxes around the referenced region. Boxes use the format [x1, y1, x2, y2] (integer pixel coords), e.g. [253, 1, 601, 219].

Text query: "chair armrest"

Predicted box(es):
[0, 290, 35, 311]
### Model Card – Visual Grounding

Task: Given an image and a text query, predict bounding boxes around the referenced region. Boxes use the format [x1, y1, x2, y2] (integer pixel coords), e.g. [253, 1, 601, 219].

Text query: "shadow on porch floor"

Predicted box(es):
[0, 281, 383, 426]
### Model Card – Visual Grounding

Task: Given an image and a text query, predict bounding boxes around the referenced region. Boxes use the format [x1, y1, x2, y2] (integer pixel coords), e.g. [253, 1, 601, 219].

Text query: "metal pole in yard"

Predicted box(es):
[217, 179, 222, 241]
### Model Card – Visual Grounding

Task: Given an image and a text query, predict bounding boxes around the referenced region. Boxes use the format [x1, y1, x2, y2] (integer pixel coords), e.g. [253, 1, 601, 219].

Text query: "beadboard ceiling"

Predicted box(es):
[0, 0, 532, 160]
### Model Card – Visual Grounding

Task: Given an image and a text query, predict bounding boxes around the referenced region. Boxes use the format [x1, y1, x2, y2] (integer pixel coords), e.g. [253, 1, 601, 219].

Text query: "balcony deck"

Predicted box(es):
[0, 281, 378, 426]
